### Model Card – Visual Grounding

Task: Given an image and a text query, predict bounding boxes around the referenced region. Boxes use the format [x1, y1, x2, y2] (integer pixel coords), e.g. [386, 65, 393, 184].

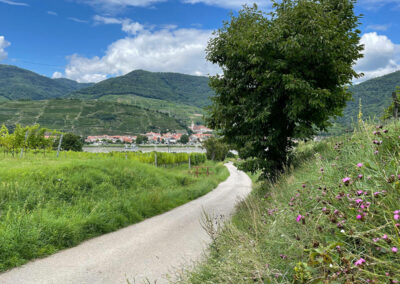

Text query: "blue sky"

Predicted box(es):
[0, 0, 399, 83]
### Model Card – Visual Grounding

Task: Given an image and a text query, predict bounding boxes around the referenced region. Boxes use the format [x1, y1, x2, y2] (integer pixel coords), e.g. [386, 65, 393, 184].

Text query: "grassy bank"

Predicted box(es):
[185, 121, 400, 283]
[0, 155, 228, 272]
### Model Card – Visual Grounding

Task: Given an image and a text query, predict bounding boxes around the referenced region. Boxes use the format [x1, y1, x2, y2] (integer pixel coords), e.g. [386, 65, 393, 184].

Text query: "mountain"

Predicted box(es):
[70, 69, 214, 108]
[0, 64, 92, 101]
[0, 99, 185, 135]
[53, 78, 93, 92]
[334, 70, 400, 129]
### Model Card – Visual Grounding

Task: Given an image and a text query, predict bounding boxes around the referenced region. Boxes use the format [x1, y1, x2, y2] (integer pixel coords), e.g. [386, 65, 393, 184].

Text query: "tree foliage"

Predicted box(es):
[179, 134, 189, 144]
[0, 124, 57, 156]
[136, 135, 149, 144]
[206, 0, 363, 177]
[60, 133, 84, 152]
[382, 86, 400, 120]
[202, 138, 229, 161]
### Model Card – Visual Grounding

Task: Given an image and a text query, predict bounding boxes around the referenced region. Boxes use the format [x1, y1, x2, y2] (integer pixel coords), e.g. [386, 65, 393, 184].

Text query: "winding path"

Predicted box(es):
[0, 163, 252, 284]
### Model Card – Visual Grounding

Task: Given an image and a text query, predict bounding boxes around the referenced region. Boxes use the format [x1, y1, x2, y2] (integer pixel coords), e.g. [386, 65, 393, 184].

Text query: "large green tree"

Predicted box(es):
[206, 0, 363, 177]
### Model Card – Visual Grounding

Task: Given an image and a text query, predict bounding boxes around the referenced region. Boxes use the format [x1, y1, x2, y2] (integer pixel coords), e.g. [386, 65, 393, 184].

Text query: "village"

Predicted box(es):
[84, 123, 214, 145]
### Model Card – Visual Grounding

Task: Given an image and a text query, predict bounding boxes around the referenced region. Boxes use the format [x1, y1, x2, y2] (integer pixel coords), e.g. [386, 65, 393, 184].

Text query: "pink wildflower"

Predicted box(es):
[357, 190, 364, 195]
[354, 258, 366, 266]
[392, 247, 398, 253]
[342, 177, 351, 185]
[357, 163, 363, 168]
[395, 214, 400, 221]
[356, 215, 363, 220]
[358, 174, 363, 179]
[296, 215, 303, 222]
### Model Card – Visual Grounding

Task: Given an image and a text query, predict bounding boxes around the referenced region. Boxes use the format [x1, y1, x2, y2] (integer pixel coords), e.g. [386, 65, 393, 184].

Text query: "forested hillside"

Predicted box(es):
[339, 71, 400, 126]
[0, 65, 91, 100]
[70, 69, 214, 107]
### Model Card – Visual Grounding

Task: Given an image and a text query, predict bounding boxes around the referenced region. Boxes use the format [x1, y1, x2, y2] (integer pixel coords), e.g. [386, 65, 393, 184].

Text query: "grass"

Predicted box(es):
[184, 121, 400, 283]
[0, 153, 229, 272]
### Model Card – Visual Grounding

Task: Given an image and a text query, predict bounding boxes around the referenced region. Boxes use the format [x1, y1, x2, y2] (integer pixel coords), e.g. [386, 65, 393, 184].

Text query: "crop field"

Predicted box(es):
[0, 151, 228, 272]
[0, 99, 185, 136]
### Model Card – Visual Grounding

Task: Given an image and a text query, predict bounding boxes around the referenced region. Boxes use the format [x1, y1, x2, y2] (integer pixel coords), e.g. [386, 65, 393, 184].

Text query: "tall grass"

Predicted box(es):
[185, 121, 400, 283]
[0, 155, 228, 272]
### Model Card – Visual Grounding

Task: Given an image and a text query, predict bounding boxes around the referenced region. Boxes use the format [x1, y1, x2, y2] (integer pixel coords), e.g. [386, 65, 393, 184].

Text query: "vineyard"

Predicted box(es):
[0, 124, 206, 167]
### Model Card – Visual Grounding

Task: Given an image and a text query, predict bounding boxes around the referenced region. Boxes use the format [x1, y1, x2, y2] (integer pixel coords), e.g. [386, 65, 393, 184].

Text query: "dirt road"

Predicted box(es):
[0, 163, 252, 284]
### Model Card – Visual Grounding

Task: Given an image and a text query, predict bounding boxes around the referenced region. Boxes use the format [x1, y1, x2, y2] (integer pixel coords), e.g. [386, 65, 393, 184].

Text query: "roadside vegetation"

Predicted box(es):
[185, 121, 400, 283]
[0, 149, 227, 272]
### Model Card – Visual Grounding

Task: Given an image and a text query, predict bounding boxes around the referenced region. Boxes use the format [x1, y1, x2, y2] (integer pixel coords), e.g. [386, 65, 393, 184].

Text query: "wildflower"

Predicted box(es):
[382, 234, 388, 240]
[354, 258, 366, 266]
[395, 214, 400, 221]
[320, 168, 324, 172]
[357, 163, 363, 168]
[280, 254, 287, 259]
[373, 238, 380, 242]
[356, 215, 363, 220]
[302, 184, 306, 188]
[358, 174, 363, 179]
[355, 199, 363, 204]
[357, 190, 364, 195]
[342, 177, 351, 185]
[374, 151, 379, 155]
[296, 215, 303, 222]
[383, 129, 388, 133]
[392, 247, 398, 253]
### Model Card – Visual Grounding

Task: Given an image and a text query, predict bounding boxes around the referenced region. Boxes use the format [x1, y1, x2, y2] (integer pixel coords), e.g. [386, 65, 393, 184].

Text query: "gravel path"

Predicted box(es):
[0, 163, 252, 284]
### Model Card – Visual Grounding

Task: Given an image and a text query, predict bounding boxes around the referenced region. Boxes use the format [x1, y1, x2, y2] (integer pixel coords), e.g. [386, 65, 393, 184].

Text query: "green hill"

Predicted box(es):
[0, 99, 185, 135]
[98, 94, 205, 125]
[70, 69, 214, 108]
[339, 70, 400, 126]
[0, 64, 92, 101]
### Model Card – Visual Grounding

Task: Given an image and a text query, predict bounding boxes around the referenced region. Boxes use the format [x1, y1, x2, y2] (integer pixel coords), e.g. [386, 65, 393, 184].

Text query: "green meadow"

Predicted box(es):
[0, 152, 228, 272]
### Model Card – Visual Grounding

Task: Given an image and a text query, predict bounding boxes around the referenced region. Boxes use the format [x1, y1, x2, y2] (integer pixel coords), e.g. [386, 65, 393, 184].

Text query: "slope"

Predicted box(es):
[339, 70, 400, 126]
[0, 64, 91, 101]
[0, 99, 185, 135]
[70, 69, 214, 108]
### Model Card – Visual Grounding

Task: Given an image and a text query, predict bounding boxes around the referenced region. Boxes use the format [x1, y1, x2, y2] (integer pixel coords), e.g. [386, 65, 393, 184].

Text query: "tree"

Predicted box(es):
[59, 133, 83, 152]
[382, 86, 400, 120]
[136, 135, 148, 144]
[202, 138, 229, 161]
[206, 1, 363, 177]
[179, 134, 189, 144]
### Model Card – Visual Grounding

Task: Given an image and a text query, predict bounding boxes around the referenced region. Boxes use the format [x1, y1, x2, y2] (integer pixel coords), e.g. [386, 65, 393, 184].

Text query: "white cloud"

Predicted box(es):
[68, 17, 89, 23]
[366, 24, 390, 31]
[94, 15, 144, 35]
[52, 72, 63, 79]
[182, 0, 270, 9]
[355, 32, 400, 82]
[77, 0, 165, 11]
[0, 36, 10, 61]
[47, 11, 58, 16]
[56, 25, 219, 83]
[0, 0, 29, 6]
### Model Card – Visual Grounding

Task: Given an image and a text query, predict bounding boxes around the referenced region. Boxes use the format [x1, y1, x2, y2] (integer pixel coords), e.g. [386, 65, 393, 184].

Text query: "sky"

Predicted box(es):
[0, 0, 399, 83]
